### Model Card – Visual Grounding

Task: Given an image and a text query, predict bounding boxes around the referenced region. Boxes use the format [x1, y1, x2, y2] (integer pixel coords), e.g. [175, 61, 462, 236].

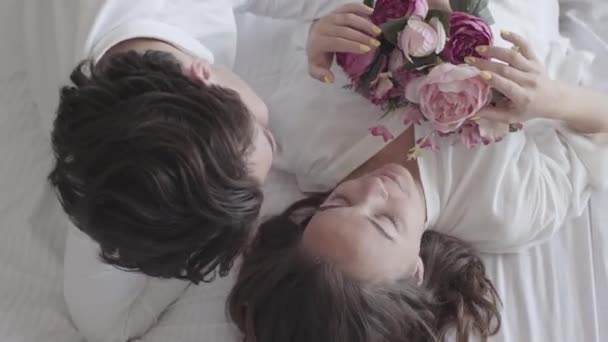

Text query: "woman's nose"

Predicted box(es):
[357, 176, 388, 205]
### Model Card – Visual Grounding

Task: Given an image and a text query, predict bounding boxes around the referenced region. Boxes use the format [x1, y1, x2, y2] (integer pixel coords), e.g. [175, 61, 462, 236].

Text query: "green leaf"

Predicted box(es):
[380, 98, 408, 119]
[469, 0, 485, 16]
[477, 7, 494, 25]
[427, 9, 450, 32]
[404, 55, 440, 71]
[363, 0, 375, 8]
[449, 0, 490, 17]
[449, 0, 469, 13]
[381, 17, 408, 46]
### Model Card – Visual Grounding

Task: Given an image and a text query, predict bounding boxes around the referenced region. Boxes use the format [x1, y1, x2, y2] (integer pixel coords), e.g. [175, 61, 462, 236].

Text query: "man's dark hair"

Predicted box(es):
[49, 50, 263, 283]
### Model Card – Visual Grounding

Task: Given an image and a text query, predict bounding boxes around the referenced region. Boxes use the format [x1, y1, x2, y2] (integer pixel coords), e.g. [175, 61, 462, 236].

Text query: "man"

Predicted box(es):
[36, 0, 374, 283]
[26, 0, 378, 340]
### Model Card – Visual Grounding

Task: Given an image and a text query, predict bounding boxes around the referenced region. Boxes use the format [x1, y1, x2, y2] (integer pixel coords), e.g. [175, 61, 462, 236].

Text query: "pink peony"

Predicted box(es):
[443, 12, 493, 65]
[372, 0, 429, 25]
[336, 49, 379, 83]
[405, 63, 491, 133]
[399, 17, 445, 60]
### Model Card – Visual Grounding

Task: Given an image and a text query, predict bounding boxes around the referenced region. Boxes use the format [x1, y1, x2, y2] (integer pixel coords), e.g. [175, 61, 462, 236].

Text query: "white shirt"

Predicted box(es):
[22, 0, 353, 138]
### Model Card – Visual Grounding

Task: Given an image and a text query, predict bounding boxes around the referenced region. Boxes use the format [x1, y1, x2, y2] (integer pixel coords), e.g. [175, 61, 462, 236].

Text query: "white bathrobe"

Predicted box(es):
[22, 0, 353, 138]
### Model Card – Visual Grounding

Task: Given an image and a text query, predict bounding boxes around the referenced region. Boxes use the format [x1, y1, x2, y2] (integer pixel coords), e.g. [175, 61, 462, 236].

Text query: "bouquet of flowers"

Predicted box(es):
[338, 0, 522, 158]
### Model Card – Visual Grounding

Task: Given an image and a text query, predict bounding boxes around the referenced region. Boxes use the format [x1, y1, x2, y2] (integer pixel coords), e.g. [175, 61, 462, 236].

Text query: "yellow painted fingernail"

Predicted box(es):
[464, 56, 476, 64]
[370, 39, 381, 47]
[480, 71, 492, 81]
[324, 76, 333, 84]
[471, 116, 481, 121]
[476, 46, 488, 53]
[512, 45, 521, 53]
[501, 30, 511, 36]
[360, 44, 371, 52]
[373, 26, 382, 35]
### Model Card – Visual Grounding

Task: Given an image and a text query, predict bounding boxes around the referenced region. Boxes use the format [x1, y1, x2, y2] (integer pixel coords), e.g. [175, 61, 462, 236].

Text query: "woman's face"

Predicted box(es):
[301, 164, 426, 284]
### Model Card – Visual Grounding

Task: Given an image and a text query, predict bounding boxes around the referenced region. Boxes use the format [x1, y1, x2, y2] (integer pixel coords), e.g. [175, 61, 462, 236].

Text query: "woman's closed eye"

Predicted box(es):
[376, 214, 398, 231]
[320, 195, 351, 210]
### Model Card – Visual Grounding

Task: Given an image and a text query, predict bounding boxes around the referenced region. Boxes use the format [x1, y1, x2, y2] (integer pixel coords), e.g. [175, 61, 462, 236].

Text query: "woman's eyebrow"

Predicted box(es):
[318, 205, 344, 212]
[317, 205, 395, 242]
[318, 205, 394, 242]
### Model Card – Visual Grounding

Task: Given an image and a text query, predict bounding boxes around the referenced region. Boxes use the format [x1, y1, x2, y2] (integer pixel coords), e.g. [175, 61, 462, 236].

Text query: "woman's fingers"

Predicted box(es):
[334, 3, 375, 16]
[325, 25, 381, 48]
[318, 36, 376, 55]
[478, 71, 528, 105]
[465, 57, 529, 84]
[309, 63, 335, 84]
[500, 30, 539, 62]
[475, 106, 516, 123]
[474, 45, 534, 72]
[332, 12, 382, 37]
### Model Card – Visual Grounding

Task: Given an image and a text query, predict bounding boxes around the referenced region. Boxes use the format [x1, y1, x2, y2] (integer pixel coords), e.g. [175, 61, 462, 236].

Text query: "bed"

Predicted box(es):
[0, 0, 606, 341]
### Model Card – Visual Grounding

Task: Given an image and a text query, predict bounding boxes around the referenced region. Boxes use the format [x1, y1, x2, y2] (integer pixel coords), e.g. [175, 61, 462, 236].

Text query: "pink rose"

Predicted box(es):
[372, 0, 429, 25]
[399, 17, 446, 60]
[336, 49, 379, 83]
[405, 63, 491, 133]
[443, 12, 493, 65]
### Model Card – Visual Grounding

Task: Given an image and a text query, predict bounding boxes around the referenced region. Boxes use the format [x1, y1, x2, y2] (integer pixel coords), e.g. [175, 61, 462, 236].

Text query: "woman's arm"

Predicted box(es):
[238, 0, 369, 20]
[466, 30, 608, 134]
[552, 84, 608, 134]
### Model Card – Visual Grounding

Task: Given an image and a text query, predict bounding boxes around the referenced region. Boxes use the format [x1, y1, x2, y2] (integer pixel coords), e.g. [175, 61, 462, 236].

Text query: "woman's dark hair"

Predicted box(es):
[49, 50, 263, 283]
[228, 196, 501, 342]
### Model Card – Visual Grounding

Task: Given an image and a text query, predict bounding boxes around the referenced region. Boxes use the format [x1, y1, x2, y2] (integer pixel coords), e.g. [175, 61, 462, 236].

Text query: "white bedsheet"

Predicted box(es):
[0, 2, 81, 341]
[0, 1, 606, 342]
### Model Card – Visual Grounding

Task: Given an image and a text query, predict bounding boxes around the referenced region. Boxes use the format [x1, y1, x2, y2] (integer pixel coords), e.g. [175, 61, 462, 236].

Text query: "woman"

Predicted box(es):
[228, 3, 608, 342]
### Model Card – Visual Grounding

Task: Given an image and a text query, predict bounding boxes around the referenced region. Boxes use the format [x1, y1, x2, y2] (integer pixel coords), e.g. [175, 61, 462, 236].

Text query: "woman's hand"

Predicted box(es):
[307, 3, 382, 83]
[464, 30, 564, 123]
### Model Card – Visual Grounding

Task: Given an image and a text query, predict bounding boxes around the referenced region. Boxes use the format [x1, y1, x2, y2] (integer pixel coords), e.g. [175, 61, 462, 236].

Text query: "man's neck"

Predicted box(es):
[100, 38, 194, 66]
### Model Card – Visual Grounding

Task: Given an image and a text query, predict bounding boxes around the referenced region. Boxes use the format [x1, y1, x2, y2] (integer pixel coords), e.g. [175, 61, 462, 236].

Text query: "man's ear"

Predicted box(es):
[414, 256, 425, 286]
[185, 59, 212, 85]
